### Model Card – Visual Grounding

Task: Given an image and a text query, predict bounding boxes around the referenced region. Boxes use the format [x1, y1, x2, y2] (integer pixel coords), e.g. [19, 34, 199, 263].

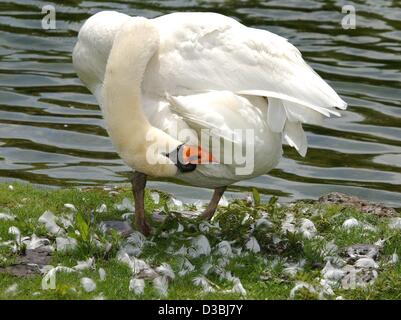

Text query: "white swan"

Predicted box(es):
[73, 11, 347, 235]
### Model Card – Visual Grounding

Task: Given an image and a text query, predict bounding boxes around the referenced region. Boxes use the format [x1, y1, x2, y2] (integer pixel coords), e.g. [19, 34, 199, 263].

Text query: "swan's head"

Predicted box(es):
[164, 144, 215, 173]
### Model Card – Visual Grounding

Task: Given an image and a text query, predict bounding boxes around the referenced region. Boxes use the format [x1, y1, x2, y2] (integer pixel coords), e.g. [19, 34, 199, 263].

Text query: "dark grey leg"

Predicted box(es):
[130, 171, 151, 236]
[201, 186, 227, 220]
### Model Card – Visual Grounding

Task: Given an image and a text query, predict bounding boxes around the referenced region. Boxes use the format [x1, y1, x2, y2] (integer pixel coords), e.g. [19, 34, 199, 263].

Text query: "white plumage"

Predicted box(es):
[72, 11, 346, 233]
[73, 11, 346, 187]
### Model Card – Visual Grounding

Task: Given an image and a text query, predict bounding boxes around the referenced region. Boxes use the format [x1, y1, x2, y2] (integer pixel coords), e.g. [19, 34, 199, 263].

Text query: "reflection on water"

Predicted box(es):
[0, 0, 400, 207]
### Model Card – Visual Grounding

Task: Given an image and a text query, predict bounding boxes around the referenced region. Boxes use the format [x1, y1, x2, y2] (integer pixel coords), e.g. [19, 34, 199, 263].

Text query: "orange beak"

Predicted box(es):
[181, 145, 216, 165]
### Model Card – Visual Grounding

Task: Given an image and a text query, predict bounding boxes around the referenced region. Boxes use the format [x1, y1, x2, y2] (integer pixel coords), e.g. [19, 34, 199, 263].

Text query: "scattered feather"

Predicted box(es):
[321, 261, 345, 281]
[156, 263, 175, 280]
[391, 251, 399, 264]
[255, 218, 273, 229]
[4, 283, 18, 295]
[42, 266, 75, 290]
[193, 200, 205, 211]
[176, 223, 184, 232]
[153, 276, 168, 297]
[241, 213, 250, 225]
[355, 257, 378, 269]
[281, 213, 296, 234]
[129, 278, 145, 295]
[0, 213, 15, 221]
[389, 218, 401, 230]
[216, 241, 233, 257]
[150, 192, 160, 204]
[178, 258, 195, 276]
[93, 293, 106, 300]
[299, 218, 317, 239]
[117, 252, 152, 276]
[96, 204, 107, 213]
[64, 203, 77, 212]
[56, 237, 77, 252]
[24, 234, 51, 250]
[167, 197, 183, 210]
[342, 218, 359, 230]
[218, 196, 229, 207]
[201, 262, 213, 275]
[245, 237, 260, 253]
[38, 211, 63, 235]
[290, 281, 316, 299]
[81, 277, 96, 292]
[73, 257, 94, 271]
[98, 268, 106, 281]
[193, 276, 215, 293]
[58, 214, 74, 228]
[126, 231, 146, 248]
[188, 235, 211, 258]
[341, 265, 378, 289]
[8, 226, 21, 242]
[122, 212, 134, 220]
[173, 245, 188, 256]
[231, 277, 247, 296]
[318, 279, 335, 299]
[115, 197, 134, 212]
[283, 260, 305, 277]
[199, 221, 216, 233]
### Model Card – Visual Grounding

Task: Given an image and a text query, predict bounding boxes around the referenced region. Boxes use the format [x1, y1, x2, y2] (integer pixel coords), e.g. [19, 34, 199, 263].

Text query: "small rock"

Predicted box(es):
[0, 248, 51, 277]
[319, 192, 397, 217]
[100, 220, 133, 237]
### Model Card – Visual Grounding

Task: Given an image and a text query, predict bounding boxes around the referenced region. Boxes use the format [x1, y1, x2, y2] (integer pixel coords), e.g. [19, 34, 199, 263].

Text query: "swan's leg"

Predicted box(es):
[201, 186, 227, 220]
[130, 171, 151, 236]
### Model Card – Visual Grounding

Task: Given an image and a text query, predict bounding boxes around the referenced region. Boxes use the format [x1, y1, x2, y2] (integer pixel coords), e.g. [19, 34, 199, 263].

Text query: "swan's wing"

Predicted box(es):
[167, 91, 268, 145]
[168, 90, 311, 157]
[73, 11, 347, 157]
[154, 12, 346, 111]
[150, 12, 347, 156]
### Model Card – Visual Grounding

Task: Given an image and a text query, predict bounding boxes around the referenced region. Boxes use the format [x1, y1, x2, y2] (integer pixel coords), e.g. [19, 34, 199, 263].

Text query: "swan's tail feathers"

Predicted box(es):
[238, 88, 346, 157]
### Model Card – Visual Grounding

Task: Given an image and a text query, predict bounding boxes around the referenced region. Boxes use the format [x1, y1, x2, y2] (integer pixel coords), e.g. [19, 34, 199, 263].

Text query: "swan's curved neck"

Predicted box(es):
[103, 18, 180, 177]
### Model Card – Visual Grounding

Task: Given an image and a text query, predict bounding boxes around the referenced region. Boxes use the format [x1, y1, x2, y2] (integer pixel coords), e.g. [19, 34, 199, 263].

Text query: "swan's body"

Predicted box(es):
[73, 11, 346, 234]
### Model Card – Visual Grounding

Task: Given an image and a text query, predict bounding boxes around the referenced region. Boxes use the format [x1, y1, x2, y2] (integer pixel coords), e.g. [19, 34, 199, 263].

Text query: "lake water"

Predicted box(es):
[0, 0, 400, 207]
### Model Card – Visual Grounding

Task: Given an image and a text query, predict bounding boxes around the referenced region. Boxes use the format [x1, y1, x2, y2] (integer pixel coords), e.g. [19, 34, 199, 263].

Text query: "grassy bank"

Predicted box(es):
[0, 183, 400, 300]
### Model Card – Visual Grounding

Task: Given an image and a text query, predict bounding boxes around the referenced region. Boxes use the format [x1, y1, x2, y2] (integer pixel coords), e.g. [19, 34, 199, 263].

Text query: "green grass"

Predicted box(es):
[0, 183, 400, 300]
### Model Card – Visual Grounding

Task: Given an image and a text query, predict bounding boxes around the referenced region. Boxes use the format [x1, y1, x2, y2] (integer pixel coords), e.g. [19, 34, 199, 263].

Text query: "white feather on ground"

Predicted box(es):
[129, 278, 145, 295]
[245, 237, 260, 253]
[81, 277, 96, 292]
[153, 276, 169, 297]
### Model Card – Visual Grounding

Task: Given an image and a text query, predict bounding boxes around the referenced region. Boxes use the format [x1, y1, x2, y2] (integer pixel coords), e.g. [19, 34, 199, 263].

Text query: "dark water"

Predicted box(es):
[0, 0, 400, 207]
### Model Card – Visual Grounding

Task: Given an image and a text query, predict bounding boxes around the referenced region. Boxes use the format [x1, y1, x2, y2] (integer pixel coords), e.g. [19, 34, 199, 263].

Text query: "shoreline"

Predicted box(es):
[0, 183, 400, 300]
